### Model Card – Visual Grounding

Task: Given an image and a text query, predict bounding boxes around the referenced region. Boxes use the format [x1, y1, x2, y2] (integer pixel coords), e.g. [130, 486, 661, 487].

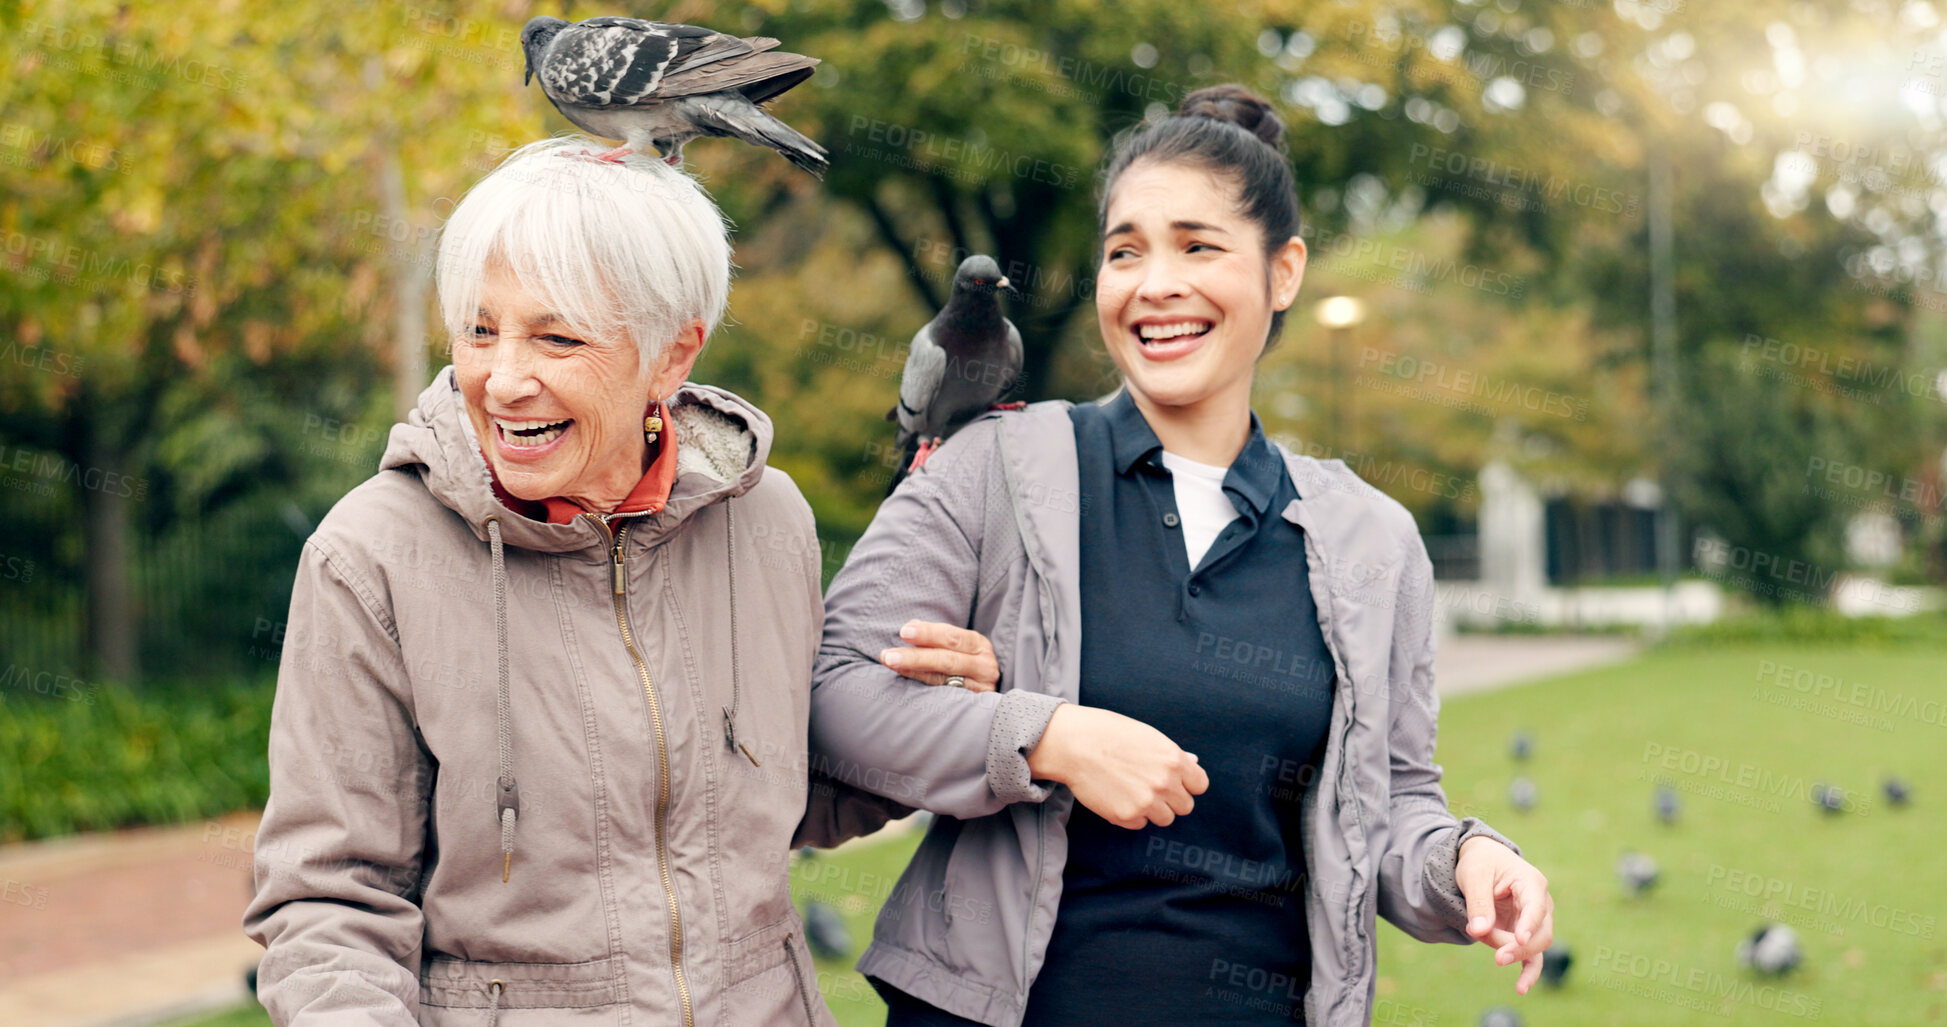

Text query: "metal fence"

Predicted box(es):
[1, 498, 307, 685]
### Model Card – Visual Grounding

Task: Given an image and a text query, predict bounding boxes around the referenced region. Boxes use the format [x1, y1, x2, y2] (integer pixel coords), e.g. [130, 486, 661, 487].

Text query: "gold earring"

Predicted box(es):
[644, 400, 664, 445]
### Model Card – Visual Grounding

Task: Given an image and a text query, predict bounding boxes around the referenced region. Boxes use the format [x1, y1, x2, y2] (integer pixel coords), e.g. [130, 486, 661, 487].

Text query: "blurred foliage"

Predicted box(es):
[1665, 605, 1947, 648]
[1, 0, 1944, 688]
[0, 0, 542, 678]
[0, 676, 273, 842]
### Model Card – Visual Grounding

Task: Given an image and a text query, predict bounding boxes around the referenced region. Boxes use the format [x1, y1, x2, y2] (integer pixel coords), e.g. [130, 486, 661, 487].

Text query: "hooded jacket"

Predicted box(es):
[810, 402, 1519, 1026]
[245, 368, 847, 1026]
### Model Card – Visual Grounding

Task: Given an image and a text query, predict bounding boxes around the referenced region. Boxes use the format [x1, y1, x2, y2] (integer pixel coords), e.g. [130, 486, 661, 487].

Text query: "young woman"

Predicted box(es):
[810, 85, 1555, 1026]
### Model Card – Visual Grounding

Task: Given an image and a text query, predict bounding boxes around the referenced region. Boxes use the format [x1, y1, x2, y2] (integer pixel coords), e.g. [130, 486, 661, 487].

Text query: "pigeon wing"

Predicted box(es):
[999, 319, 1024, 397]
[666, 32, 772, 74]
[540, 18, 714, 108]
[895, 322, 949, 443]
[656, 47, 819, 104]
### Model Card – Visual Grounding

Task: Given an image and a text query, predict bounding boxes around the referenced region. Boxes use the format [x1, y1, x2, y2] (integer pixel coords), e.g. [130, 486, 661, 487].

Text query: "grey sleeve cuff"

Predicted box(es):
[1421, 817, 1522, 931]
[985, 689, 1066, 806]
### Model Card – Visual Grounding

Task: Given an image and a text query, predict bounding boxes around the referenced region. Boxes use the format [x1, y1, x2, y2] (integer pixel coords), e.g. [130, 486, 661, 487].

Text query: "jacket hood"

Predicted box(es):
[381, 365, 775, 557]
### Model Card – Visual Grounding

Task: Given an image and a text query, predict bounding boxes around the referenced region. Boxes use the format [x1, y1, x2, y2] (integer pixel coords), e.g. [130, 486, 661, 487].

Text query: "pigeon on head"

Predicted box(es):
[886, 255, 1024, 493]
[521, 16, 827, 175]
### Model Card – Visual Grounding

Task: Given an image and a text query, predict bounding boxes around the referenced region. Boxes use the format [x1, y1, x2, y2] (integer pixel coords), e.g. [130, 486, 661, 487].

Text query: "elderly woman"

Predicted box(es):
[245, 138, 901, 1025]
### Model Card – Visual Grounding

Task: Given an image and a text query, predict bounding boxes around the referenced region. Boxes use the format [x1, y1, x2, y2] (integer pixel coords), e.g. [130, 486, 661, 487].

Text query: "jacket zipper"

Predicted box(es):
[601, 516, 695, 1027]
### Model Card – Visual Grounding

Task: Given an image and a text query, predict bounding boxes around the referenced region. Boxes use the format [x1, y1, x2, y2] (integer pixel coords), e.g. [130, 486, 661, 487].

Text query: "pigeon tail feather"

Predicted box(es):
[679, 94, 829, 177]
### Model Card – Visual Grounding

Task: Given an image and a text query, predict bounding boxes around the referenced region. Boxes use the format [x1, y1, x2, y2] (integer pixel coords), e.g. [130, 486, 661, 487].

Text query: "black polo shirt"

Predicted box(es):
[1022, 391, 1335, 1025]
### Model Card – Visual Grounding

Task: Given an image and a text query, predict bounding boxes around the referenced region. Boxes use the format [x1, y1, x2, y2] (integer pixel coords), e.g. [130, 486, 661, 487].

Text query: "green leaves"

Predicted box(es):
[0, 677, 274, 842]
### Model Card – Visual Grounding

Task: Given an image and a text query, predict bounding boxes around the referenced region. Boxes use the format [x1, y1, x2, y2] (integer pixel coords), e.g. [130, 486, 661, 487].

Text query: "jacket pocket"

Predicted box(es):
[725, 912, 799, 985]
[419, 953, 625, 1009]
[723, 914, 828, 1024]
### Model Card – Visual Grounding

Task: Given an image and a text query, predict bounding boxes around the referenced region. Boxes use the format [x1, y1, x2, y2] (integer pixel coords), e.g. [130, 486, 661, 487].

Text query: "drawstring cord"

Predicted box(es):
[486, 517, 520, 883]
[722, 501, 759, 766]
[485, 979, 505, 1025]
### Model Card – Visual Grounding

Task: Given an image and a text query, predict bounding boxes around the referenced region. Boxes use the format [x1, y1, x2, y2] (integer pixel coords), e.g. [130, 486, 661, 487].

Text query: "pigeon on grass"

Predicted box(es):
[520, 16, 828, 176]
[1538, 941, 1573, 988]
[801, 899, 852, 960]
[886, 255, 1023, 493]
[1654, 783, 1681, 825]
[1616, 850, 1660, 897]
[1738, 924, 1802, 976]
[1477, 1007, 1523, 1027]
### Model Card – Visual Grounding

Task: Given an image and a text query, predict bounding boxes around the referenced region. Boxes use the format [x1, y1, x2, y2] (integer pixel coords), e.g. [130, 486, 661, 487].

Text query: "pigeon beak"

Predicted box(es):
[996, 276, 1015, 294]
[524, 65, 533, 87]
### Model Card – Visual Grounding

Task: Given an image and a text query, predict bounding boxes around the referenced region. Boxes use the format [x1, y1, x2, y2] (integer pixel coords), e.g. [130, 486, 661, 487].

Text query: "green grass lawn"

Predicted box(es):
[1377, 643, 1946, 1026]
[173, 642, 1945, 1026]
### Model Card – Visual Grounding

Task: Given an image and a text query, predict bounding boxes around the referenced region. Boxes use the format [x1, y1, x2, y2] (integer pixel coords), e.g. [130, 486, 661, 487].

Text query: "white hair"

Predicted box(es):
[436, 137, 732, 361]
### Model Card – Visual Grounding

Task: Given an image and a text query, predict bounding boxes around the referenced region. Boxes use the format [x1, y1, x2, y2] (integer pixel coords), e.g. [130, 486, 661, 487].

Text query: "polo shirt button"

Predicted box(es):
[1163, 512, 1180, 527]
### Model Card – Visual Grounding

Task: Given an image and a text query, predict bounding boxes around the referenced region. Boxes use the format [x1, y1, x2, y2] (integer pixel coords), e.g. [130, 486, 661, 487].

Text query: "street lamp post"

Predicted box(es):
[1649, 149, 1679, 640]
[1316, 296, 1367, 452]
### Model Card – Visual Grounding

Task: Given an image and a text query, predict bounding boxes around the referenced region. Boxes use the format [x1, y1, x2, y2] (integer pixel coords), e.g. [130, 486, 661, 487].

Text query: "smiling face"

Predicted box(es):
[1096, 160, 1306, 426]
[454, 262, 702, 512]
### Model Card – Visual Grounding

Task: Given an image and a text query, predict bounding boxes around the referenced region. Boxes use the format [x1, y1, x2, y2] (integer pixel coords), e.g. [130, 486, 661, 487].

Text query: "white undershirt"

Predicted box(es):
[1158, 450, 1240, 570]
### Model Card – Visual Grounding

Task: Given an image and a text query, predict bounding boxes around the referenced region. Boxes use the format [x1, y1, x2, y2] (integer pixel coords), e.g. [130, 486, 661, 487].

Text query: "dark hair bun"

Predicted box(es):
[1178, 84, 1285, 153]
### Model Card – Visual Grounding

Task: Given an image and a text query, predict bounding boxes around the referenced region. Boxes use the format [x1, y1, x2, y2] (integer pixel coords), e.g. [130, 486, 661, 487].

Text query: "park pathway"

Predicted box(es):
[0, 633, 1638, 1026]
[1431, 632, 1641, 697]
[0, 810, 261, 1025]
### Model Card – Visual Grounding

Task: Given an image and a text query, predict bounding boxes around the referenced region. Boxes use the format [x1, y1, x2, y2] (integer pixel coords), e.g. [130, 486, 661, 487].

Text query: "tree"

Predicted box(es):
[0, 0, 540, 678]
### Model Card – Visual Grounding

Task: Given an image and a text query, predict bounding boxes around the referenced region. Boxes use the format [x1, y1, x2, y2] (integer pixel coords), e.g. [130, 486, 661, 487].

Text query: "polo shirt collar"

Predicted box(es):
[1100, 389, 1284, 517]
[1224, 419, 1283, 517]
[1104, 389, 1166, 475]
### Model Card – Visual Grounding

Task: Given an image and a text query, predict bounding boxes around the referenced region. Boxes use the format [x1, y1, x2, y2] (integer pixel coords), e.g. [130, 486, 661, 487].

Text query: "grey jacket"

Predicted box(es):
[245, 369, 856, 1026]
[810, 402, 1517, 1026]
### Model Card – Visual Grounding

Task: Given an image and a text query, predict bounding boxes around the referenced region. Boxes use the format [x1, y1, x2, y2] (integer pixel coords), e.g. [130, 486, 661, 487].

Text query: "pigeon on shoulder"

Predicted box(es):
[886, 255, 1024, 492]
[520, 16, 827, 175]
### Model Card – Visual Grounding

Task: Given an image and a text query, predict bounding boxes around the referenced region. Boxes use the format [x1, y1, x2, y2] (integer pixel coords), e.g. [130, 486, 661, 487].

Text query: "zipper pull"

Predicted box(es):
[611, 523, 627, 596]
[723, 708, 760, 766]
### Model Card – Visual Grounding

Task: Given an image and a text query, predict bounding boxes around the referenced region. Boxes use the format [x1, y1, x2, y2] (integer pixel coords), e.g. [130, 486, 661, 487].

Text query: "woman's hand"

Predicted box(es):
[1456, 836, 1556, 994]
[879, 620, 1001, 691]
[1025, 705, 1209, 829]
